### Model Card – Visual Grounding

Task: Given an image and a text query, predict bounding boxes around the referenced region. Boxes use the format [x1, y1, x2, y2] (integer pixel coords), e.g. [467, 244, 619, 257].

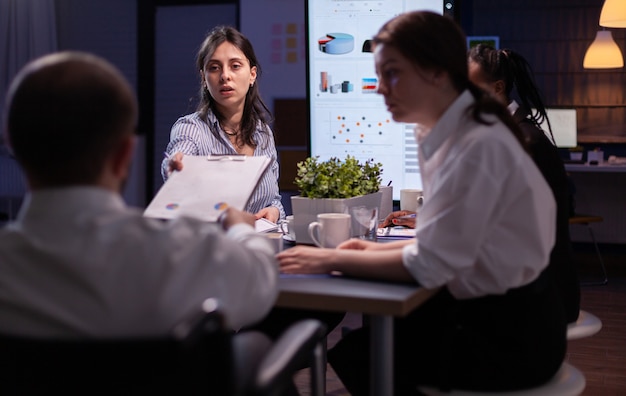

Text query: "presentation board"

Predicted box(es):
[307, 0, 455, 200]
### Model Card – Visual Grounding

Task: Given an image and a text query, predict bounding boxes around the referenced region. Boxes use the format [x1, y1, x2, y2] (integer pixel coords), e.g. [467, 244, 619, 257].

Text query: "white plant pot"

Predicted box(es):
[290, 192, 382, 245]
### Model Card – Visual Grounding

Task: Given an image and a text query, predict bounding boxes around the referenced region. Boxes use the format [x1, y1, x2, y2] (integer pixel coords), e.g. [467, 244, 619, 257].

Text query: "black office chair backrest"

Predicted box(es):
[0, 300, 327, 396]
[0, 300, 234, 395]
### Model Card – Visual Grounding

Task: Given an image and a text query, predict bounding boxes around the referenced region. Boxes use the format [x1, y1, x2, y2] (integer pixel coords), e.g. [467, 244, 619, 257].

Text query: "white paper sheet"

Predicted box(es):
[144, 155, 270, 222]
[377, 227, 417, 238]
[255, 218, 279, 233]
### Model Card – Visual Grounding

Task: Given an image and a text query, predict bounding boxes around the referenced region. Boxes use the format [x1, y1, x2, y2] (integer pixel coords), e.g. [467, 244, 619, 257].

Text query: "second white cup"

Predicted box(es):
[400, 189, 424, 212]
[308, 213, 351, 248]
[279, 215, 296, 241]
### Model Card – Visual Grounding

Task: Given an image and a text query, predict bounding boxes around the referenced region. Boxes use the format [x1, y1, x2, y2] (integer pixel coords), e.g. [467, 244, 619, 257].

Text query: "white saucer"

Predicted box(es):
[282, 234, 296, 242]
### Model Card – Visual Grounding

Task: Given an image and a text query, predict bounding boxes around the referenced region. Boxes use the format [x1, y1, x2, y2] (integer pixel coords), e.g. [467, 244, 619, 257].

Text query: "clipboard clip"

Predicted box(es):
[207, 155, 246, 161]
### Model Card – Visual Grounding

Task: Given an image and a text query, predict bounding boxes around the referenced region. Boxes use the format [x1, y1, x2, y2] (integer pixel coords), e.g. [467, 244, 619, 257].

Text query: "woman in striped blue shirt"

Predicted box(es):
[162, 26, 285, 222]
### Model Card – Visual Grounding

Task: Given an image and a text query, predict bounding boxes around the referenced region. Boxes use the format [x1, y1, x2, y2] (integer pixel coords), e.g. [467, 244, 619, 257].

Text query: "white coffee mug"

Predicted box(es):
[308, 213, 351, 248]
[400, 189, 424, 212]
[279, 215, 296, 241]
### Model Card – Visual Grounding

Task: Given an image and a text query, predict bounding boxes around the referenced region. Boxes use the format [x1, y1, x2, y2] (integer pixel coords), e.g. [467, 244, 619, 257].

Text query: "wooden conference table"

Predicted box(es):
[276, 268, 437, 396]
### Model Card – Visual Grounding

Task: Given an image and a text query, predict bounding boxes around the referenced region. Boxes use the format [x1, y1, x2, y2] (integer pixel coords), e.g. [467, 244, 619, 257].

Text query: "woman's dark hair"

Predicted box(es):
[196, 25, 272, 148]
[372, 11, 527, 150]
[468, 44, 555, 145]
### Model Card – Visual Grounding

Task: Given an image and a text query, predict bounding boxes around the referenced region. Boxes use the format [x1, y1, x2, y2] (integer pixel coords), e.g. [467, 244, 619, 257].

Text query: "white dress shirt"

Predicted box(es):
[161, 109, 285, 219]
[403, 90, 556, 299]
[0, 187, 278, 337]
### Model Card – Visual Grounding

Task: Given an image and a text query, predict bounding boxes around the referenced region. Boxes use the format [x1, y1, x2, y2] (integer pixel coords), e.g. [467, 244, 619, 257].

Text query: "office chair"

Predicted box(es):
[0, 298, 326, 396]
[567, 309, 602, 341]
[417, 362, 586, 396]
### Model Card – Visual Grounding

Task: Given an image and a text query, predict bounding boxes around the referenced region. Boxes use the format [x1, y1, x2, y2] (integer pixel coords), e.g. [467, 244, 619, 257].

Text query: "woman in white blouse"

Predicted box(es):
[162, 26, 284, 222]
[277, 11, 567, 395]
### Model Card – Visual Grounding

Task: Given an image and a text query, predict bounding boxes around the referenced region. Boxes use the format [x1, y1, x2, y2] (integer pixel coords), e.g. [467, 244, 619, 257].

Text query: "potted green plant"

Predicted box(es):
[568, 146, 584, 161]
[290, 155, 383, 244]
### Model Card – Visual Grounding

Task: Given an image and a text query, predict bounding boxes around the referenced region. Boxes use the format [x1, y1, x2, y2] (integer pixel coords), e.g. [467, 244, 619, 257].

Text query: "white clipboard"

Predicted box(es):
[144, 155, 271, 222]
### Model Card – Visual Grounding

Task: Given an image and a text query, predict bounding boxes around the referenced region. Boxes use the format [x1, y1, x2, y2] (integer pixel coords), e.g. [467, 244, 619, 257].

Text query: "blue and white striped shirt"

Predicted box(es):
[161, 109, 285, 219]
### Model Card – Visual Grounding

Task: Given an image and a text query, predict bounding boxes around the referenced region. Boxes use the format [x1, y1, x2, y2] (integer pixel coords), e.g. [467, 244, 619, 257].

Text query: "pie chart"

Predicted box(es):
[318, 33, 354, 55]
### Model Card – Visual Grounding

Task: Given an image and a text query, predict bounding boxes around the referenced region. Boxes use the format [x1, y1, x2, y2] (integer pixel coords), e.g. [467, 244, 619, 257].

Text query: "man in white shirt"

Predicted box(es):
[0, 51, 278, 337]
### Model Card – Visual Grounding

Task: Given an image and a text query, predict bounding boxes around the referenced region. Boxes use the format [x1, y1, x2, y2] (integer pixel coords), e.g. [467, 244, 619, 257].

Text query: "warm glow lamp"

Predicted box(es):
[600, 0, 626, 28]
[583, 30, 624, 69]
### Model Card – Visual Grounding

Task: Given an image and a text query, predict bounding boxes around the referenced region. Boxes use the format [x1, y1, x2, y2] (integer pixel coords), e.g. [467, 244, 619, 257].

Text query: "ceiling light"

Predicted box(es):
[583, 30, 624, 69]
[600, 0, 626, 28]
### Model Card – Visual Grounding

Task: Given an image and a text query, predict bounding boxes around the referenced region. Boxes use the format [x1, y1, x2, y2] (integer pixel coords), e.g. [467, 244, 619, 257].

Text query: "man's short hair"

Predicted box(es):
[5, 51, 137, 186]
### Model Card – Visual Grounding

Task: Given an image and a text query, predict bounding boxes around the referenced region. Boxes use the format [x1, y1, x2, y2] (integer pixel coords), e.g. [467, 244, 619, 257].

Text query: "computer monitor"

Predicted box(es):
[536, 108, 578, 148]
[306, 0, 455, 200]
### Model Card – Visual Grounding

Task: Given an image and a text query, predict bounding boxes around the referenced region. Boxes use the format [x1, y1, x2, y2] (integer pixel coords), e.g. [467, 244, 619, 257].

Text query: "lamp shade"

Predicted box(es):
[583, 30, 624, 69]
[600, 0, 626, 28]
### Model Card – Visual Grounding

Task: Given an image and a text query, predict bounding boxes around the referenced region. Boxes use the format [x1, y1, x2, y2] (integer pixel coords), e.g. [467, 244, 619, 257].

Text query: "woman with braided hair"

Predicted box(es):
[468, 44, 580, 325]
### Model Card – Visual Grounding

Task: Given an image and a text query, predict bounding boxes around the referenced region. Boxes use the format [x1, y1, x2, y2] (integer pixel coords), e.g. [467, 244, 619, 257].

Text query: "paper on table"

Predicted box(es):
[144, 155, 271, 222]
[255, 218, 279, 233]
[377, 227, 417, 238]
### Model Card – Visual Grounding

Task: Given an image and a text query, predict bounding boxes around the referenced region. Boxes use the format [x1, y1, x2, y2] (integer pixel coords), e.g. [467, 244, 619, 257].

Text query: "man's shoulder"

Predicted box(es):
[0, 224, 17, 245]
[118, 211, 221, 239]
[60, 204, 224, 250]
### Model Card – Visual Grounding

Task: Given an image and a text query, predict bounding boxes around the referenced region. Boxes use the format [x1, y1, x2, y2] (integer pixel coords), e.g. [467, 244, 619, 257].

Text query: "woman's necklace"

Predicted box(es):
[223, 127, 244, 151]
[221, 123, 239, 137]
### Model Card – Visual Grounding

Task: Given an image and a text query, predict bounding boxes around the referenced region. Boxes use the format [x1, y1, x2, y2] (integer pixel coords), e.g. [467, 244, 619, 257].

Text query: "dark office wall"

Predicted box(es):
[54, 0, 146, 206]
[55, 0, 137, 85]
[466, 0, 626, 144]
